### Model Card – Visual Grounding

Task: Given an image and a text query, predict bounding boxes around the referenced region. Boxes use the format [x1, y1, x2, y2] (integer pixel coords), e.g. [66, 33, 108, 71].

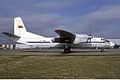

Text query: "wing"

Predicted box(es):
[54, 30, 76, 43]
[3, 32, 20, 38]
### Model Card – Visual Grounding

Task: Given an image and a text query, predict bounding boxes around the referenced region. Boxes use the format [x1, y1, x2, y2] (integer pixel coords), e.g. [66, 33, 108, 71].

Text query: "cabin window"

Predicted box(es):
[106, 40, 110, 42]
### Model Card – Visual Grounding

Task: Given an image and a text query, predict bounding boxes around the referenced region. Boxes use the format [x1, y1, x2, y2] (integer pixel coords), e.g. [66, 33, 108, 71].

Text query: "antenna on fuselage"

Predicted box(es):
[88, 24, 92, 36]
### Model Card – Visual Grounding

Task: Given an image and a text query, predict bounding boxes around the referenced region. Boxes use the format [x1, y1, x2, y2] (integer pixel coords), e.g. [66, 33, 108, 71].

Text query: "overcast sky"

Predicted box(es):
[0, 0, 120, 43]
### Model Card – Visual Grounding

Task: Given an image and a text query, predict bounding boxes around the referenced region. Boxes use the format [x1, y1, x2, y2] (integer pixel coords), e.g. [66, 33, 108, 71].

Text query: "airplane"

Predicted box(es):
[3, 17, 115, 53]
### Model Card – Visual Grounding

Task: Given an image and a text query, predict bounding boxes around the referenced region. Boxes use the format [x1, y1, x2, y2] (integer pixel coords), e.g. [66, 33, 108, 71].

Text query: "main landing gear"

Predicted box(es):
[63, 44, 71, 53]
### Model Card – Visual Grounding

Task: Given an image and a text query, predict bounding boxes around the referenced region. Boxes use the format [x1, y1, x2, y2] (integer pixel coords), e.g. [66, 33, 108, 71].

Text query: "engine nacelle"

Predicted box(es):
[73, 34, 90, 44]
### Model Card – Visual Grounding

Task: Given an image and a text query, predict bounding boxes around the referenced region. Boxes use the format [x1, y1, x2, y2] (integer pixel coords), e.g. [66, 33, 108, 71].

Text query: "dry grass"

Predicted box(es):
[1, 54, 120, 79]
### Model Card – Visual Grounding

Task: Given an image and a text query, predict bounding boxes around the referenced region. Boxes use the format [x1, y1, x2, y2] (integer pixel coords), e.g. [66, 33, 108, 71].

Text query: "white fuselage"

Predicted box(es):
[15, 34, 115, 49]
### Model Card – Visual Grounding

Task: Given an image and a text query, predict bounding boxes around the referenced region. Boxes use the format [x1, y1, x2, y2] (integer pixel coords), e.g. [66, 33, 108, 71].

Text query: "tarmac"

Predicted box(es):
[0, 49, 120, 56]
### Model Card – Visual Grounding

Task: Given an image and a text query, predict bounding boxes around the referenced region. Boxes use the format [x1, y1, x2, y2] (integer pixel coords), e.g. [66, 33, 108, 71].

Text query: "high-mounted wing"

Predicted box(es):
[54, 30, 76, 43]
[3, 32, 20, 38]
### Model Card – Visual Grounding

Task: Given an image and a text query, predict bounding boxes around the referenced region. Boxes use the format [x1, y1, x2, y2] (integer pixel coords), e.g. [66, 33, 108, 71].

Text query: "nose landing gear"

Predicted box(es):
[100, 49, 104, 52]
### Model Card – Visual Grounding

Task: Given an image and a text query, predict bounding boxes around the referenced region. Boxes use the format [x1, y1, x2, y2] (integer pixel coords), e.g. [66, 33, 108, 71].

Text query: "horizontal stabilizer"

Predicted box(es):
[3, 32, 20, 38]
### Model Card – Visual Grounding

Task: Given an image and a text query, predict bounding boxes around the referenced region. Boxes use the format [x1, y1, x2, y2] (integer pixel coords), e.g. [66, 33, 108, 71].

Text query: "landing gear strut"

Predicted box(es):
[64, 44, 71, 53]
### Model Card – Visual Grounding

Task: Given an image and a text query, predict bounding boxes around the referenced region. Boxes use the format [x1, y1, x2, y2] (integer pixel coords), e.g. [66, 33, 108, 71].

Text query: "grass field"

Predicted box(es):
[1, 54, 120, 79]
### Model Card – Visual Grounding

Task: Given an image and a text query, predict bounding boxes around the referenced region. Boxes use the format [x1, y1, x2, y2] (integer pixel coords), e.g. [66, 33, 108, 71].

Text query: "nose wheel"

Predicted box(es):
[100, 49, 104, 52]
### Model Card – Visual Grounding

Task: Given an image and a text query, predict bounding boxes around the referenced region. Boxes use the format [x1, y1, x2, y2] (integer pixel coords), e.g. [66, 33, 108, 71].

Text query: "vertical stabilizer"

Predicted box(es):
[14, 17, 45, 39]
[14, 17, 27, 36]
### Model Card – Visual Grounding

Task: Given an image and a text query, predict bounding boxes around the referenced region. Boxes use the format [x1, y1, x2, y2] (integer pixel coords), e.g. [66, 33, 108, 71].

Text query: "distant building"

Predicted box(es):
[0, 44, 15, 49]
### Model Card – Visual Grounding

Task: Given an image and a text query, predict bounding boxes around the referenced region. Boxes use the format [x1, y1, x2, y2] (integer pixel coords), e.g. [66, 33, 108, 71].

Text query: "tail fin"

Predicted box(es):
[14, 17, 45, 39]
[14, 17, 27, 36]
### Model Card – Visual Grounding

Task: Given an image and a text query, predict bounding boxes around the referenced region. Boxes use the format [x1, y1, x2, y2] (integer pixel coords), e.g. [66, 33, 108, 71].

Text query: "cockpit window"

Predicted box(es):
[106, 40, 110, 42]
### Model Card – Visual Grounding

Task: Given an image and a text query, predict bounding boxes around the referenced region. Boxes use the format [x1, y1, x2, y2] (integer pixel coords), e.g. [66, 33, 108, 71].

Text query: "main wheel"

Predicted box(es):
[64, 47, 71, 53]
[63, 44, 71, 53]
